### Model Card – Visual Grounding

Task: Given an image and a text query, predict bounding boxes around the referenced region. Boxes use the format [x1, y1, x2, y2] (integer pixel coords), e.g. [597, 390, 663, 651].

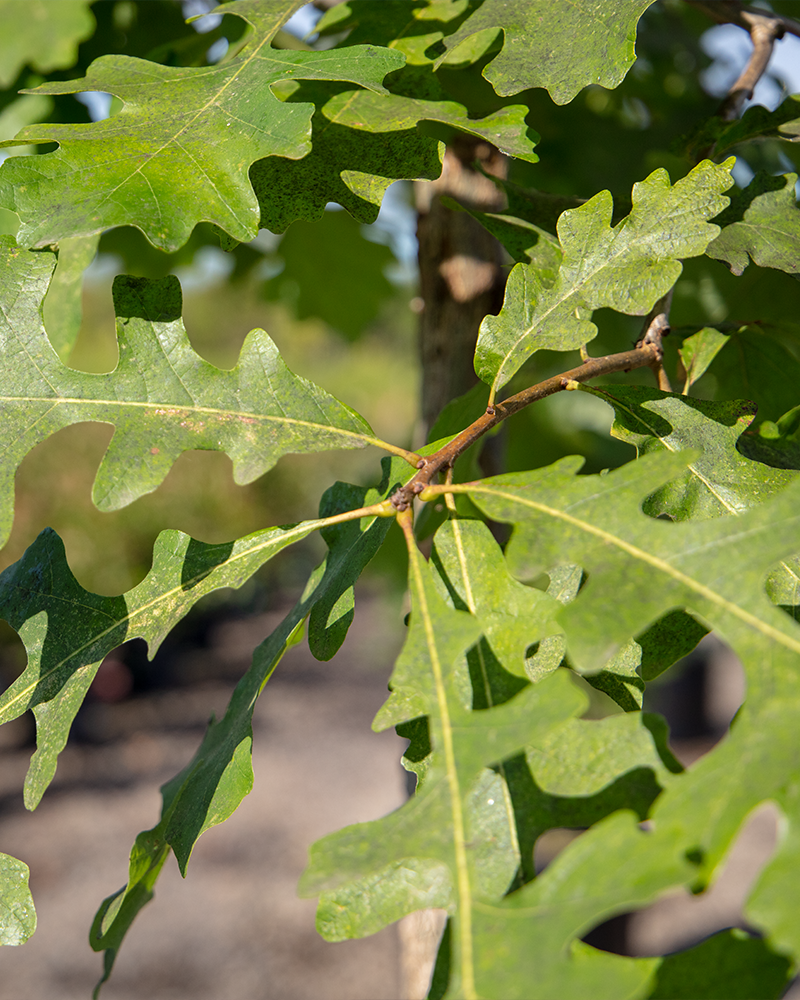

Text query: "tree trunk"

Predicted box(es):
[415, 137, 509, 434]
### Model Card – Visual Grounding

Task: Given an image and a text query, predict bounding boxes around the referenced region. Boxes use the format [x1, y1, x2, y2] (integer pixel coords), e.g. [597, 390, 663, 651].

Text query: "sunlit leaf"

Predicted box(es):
[301, 534, 585, 999]
[0, 0, 94, 88]
[707, 172, 800, 278]
[0, 0, 405, 250]
[86, 464, 399, 983]
[0, 520, 325, 808]
[440, 451, 800, 989]
[0, 854, 36, 946]
[475, 160, 733, 399]
[42, 234, 100, 358]
[678, 326, 730, 390]
[431, 518, 561, 679]
[0, 240, 379, 546]
[592, 385, 797, 519]
[439, 0, 656, 103]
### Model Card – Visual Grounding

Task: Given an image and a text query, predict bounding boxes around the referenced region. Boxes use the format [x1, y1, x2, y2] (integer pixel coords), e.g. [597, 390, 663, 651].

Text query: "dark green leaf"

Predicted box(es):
[263, 210, 395, 338]
[88, 464, 397, 983]
[252, 83, 537, 231]
[250, 87, 443, 232]
[0, 518, 333, 807]
[450, 453, 800, 970]
[705, 325, 800, 425]
[636, 609, 708, 682]
[309, 459, 403, 660]
[89, 592, 309, 992]
[584, 639, 644, 711]
[647, 929, 792, 1000]
[738, 402, 800, 471]
[442, 195, 562, 270]
[682, 94, 800, 162]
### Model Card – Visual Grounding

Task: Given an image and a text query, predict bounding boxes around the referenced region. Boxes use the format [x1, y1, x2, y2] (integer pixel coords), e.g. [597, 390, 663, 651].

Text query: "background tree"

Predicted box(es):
[1, 2, 800, 998]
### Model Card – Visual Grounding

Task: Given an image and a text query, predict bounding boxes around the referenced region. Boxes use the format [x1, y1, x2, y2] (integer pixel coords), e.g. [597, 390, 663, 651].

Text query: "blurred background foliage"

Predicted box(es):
[0, 0, 799, 605]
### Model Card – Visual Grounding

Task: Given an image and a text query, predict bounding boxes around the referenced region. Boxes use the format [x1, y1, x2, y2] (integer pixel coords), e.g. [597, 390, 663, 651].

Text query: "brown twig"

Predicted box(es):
[686, 2, 788, 122]
[389, 317, 669, 511]
[640, 291, 673, 392]
[686, 1, 799, 40]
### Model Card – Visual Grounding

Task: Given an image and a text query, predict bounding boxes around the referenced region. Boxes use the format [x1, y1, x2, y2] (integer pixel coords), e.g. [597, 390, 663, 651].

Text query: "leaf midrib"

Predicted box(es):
[408, 544, 477, 1000]
[453, 483, 800, 655]
[487, 206, 662, 398]
[0, 508, 378, 722]
[448, 518, 522, 878]
[2, 394, 375, 444]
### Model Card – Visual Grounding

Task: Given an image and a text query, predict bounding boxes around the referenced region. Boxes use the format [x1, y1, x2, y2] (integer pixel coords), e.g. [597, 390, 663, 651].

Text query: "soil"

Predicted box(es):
[0, 598, 408, 1000]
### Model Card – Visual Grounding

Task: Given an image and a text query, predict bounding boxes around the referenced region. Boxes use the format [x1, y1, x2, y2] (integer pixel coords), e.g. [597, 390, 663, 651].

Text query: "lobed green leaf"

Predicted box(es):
[0, 0, 405, 250]
[86, 462, 402, 986]
[0, 521, 318, 808]
[439, 0, 656, 103]
[707, 172, 800, 278]
[250, 83, 538, 232]
[475, 159, 733, 399]
[302, 532, 586, 998]
[0, 0, 94, 88]
[0, 241, 378, 546]
[593, 385, 797, 520]
[447, 451, 800, 977]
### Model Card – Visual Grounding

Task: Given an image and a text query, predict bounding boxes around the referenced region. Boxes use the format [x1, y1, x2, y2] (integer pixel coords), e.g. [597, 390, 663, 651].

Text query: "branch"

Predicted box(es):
[639, 291, 673, 392]
[390, 326, 667, 511]
[686, 1, 799, 40]
[686, 1, 789, 121]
